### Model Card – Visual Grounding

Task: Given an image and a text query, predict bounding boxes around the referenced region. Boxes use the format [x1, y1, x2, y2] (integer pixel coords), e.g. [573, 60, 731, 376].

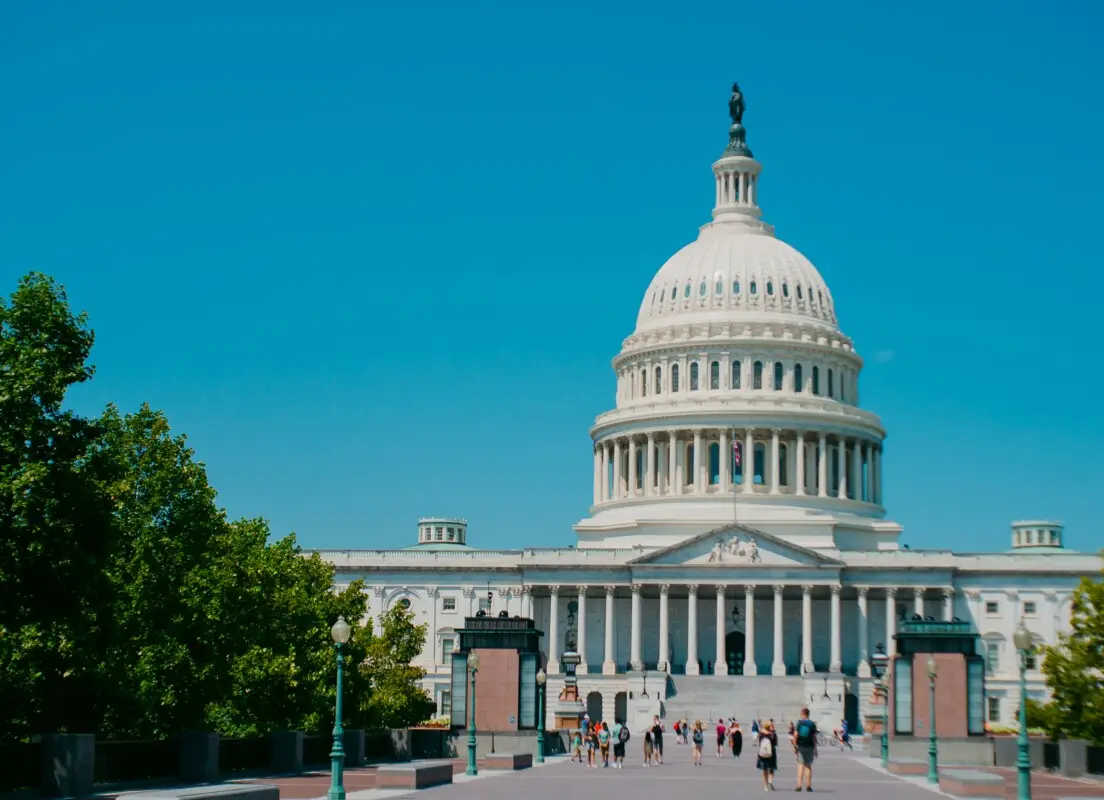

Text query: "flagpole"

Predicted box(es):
[732, 426, 739, 528]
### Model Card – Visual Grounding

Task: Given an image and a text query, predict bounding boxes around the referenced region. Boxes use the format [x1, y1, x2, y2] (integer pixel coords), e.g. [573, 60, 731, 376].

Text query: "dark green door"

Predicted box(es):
[725, 631, 746, 675]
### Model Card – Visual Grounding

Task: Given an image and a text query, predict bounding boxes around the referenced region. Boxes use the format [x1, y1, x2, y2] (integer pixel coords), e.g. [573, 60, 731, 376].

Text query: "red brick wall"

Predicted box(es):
[471, 649, 519, 731]
[892, 652, 968, 739]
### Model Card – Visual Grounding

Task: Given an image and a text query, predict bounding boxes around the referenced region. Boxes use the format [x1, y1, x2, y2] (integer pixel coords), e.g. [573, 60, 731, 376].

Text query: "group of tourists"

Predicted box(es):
[569, 706, 825, 790]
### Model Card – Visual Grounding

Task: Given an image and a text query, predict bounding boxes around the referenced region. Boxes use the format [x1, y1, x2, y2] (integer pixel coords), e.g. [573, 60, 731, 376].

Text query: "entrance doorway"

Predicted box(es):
[725, 631, 746, 675]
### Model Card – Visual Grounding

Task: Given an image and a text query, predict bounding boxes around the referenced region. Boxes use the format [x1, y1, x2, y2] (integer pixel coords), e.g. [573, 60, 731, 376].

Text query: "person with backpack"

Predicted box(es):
[756, 720, 778, 790]
[691, 720, 705, 766]
[793, 707, 818, 791]
[612, 718, 630, 768]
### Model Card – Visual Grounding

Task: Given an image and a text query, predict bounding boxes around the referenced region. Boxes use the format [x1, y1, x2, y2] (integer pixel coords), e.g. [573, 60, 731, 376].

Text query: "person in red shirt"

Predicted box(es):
[715, 718, 726, 758]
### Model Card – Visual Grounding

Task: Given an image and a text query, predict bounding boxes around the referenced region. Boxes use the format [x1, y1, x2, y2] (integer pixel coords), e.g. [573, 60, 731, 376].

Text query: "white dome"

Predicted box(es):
[635, 226, 838, 335]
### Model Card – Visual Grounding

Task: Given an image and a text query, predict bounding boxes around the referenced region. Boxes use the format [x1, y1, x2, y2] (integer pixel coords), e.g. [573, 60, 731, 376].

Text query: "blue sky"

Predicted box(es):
[3, 0, 1101, 554]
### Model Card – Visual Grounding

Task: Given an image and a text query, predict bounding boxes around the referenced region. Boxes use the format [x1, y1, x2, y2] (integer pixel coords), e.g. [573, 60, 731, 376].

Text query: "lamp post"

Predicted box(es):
[536, 668, 547, 763]
[328, 615, 352, 800]
[1013, 623, 1034, 800]
[466, 650, 480, 776]
[926, 655, 938, 784]
[871, 643, 890, 768]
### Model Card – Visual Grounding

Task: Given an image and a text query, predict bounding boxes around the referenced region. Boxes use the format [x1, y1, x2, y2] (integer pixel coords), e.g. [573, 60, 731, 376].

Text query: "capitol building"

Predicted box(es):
[315, 85, 1100, 732]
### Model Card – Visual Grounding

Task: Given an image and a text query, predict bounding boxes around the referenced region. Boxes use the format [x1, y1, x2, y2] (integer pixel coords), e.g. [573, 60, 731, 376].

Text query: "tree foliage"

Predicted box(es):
[1036, 561, 1104, 744]
[1, 273, 434, 741]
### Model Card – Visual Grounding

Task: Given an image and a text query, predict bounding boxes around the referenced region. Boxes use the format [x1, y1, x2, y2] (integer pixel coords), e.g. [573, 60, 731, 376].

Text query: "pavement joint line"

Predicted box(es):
[332, 758, 571, 800]
[847, 754, 956, 797]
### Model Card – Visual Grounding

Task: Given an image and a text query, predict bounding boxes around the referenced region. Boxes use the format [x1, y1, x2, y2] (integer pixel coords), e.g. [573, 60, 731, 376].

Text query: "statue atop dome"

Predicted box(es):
[724, 81, 753, 158]
[728, 82, 746, 125]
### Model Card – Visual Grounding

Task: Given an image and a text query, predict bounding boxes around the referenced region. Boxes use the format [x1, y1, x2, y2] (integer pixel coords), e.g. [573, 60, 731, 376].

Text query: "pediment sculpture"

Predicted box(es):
[707, 534, 761, 563]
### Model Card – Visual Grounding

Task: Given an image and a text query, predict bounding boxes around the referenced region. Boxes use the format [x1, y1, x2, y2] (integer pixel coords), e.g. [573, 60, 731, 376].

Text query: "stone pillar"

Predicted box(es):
[645, 433, 656, 497]
[693, 429, 704, 494]
[743, 429, 755, 494]
[667, 430, 678, 496]
[687, 585, 700, 675]
[943, 587, 955, 621]
[863, 442, 873, 502]
[744, 585, 757, 675]
[836, 439, 847, 498]
[719, 428, 730, 489]
[830, 585, 842, 673]
[178, 732, 219, 783]
[801, 585, 814, 673]
[850, 440, 861, 500]
[577, 587, 589, 674]
[630, 585, 643, 670]
[612, 439, 622, 499]
[873, 446, 882, 504]
[628, 437, 638, 497]
[270, 731, 304, 773]
[547, 586, 561, 673]
[658, 585, 670, 671]
[714, 585, 727, 675]
[593, 446, 601, 505]
[603, 585, 617, 674]
[35, 734, 94, 799]
[914, 587, 926, 618]
[857, 587, 871, 678]
[886, 588, 897, 657]
[795, 431, 806, 495]
[772, 585, 786, 676]
[770, 428, 781, 494]
[601, 442, 610, 501]
[817, 433, 828, 497]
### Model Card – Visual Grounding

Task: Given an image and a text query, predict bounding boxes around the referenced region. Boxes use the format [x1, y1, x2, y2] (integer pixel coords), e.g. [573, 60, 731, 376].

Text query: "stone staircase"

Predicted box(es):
[663, 675, 807, 728]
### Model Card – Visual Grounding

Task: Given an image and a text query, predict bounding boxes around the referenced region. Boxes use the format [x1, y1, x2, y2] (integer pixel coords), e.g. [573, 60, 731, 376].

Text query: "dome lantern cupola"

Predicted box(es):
[1010, 520, 1064, 552]
[415, 517, 469, 548]
[712, 82, 771, 235]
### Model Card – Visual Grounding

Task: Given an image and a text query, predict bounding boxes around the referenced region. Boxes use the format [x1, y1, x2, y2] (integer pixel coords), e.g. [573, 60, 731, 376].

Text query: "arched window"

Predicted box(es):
[794, 363, 804, 392]
[710, 361, 720, 389]
[754, 442, 766, 485]
[685, 444, 694, 486]
[733, 279, 741, 295]
[651, 291, 656, 307]
[641, 370, 647, 397]
[709, 442, 720, 485]
[782, 282, 790, 298]
[690, 362, 700, 390]
[699, 279, 707, 297]
[731, 360, 742, 389]
[840, 371, 847, 403]
[655, 366, 663, 393]
[750, 280, 758, 295]
[767, 280, 774, 296]
[812, 365, 820, 395]
[773, 362, 783, 390]
[671, 363, 680, 392]
[827, 368, 835, 398]
[715, 277, 724, 295]
[684, 282, 692, 298]
[660, 288, 665, 302]
[779, 443, 789, 487]
[753, 360, 763, 389]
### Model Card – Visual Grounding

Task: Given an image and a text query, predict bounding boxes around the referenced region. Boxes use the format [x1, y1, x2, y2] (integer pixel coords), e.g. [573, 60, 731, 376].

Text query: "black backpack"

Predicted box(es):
[619, 724, 631, 743]
[796, 719, 815, 745]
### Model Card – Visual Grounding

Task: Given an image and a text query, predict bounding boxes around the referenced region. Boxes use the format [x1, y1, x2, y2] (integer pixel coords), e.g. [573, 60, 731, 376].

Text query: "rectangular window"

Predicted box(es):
[894, 658, 913, 734]
[450, 654, 467, 727]
[440, 690, 452, 718]
[442, 597, 457, 612]
[441, 637, 455, 660]
[985, 601, 999, 615]
[518, 653, 537, 729]
[985, 641, 1001, 673]
[478, 596, 491, 613]
[1025, 652, 1037, 671]
[967, 660, 985, 734]
[987, 696, 1001, 723]
[435, 527, 443, 540]
[1023, 601, 1037, 616]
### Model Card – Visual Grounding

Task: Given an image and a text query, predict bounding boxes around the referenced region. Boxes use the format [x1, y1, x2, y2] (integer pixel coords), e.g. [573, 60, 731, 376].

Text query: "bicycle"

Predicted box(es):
[830, 730, 853, 750]
[814, 730, 828, 747]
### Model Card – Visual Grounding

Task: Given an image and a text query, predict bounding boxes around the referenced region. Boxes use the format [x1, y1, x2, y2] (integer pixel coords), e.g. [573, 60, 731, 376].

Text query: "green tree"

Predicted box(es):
[358, 606, 436, 730]
[1038, 560, 1104, 744]
[0, 273, 116, 740]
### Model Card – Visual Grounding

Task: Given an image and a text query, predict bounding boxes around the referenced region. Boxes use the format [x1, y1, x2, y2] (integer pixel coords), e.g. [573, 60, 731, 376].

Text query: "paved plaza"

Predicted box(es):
[233, 740, 1104, 800]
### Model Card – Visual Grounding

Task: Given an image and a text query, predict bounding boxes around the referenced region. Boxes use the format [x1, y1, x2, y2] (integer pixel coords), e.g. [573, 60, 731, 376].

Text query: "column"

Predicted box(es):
[658, 439, 668, 495]
[547, 586, 561, 673]
[770, 428, 781, 494]
[836, 438, 847, 498]
[744, 585, 757, 675]
[850, 440, 861, 501]
[914, 587, 926, 618]
[601, 442, 610, 501]
[658, 585, 670, 671]
[686, 585, 700, 675]
[645, 433, 656, 497]
[667, 430, 679, 496]
[593, 447, 601, 505]
[801, 585, 814, 673]
[873, 447, 881, 504]
[830, 585, 842, 673]
[577, 587, 589, 674]
[772, 585, 786, 676]
[743, 429, 755, 494]
[612, 439, 622, 499]
[714, 586, 727, 675]
[630, 585, 643, 670]
[943, 587, 955, 621]
[817, 433, 828, 497]
[795, 432, 806, 495]
[628, 437, 638, 498]
[885, 588, 897, 657]
[603, 586, 617, 674]
[863, 443, 873, 503]
[693, 429, 704, 494]
[719, 428, 731, 489]
[857, 587, 870, 678]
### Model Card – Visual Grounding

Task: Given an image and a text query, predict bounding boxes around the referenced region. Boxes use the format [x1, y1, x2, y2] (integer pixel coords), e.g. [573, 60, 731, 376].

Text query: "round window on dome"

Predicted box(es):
[767, 281, 774, 295]
[750, 281, 758, 295]
[733, 279, 741, 294]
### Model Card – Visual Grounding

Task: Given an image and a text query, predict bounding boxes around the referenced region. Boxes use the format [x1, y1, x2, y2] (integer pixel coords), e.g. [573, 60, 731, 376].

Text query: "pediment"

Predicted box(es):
[629, 524, 843, 568]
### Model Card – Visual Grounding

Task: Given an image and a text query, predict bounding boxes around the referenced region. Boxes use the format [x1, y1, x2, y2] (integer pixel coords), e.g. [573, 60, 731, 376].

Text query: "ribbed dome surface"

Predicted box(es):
[634, 226, 838, 335]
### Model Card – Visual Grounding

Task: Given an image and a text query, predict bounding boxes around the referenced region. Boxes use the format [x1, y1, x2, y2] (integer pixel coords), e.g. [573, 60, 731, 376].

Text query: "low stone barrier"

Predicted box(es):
[886, 758, 926, 776]
[484, 751, 533, 770]
[938, 769, 1005, 798]
[375, 760, 455, 790]
[124, 784, 279, 800]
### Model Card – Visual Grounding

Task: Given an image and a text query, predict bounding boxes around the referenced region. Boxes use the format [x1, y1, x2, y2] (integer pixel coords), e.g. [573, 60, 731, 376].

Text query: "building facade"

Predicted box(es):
[314, 85, 1100, 731]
